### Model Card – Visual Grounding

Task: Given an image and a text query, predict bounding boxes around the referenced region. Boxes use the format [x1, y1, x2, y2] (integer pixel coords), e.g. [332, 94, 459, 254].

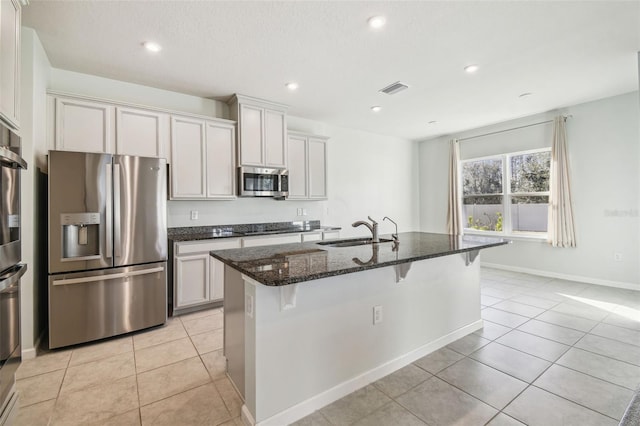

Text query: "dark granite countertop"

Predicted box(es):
[168, 221, 341, 242]
[210, 232, 509, 286]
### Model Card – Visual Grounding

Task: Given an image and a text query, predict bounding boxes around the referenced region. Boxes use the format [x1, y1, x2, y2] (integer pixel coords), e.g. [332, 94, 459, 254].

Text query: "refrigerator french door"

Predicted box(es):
[48, 151, 167, 349]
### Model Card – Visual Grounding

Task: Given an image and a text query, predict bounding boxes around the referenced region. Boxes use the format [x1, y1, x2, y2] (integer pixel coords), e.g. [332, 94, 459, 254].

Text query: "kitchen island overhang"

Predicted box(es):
[211, 232, 508, 426]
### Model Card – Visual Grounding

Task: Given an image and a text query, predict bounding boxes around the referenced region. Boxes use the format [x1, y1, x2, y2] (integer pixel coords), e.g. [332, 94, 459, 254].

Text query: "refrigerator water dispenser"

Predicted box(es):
[61, 213, 100, 260]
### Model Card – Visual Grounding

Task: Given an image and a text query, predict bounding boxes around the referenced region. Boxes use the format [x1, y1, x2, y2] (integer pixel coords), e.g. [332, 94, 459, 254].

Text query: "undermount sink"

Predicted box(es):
[317, 237, 394, 248]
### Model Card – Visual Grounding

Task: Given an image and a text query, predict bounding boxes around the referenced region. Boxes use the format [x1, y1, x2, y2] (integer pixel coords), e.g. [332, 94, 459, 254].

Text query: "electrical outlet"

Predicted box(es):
[190, 210, 198, 220]
[246, 294, 254, 318]
[614, 252, 623, 262]
[296, 208, 303, 216]
[302, 208, 307, 216]
[373, 305, 383, 325]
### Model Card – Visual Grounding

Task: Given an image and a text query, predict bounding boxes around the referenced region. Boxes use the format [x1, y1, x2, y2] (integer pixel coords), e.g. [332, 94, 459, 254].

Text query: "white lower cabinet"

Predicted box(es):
[174, 238, 241, 310]
[301, 231, 322, 242]
[175, 253, 210, 307]
[322, 230, 340, 240]
[174, 230, 339, 313]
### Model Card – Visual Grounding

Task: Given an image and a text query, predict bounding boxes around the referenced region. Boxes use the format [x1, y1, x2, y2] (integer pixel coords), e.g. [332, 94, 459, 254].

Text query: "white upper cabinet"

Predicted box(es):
[205, 120, 236, 199]
[308, 137, 328, 199]
[229, 94, 288, 168]
[116, 107, 169, 158]
[170, 116, 206, 199]
[287, 131, 328, 200]
[264, 109, 286, 167]
[55, 97, 115, 154]
[286, 134, 308, 199]
[170, 115, 236, 200]
[238, 104, 263, 165]
[0, 0, 20, 129]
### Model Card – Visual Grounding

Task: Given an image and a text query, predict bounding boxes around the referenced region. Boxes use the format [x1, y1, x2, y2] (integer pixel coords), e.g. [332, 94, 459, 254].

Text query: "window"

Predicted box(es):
[462, 149, 550, 236]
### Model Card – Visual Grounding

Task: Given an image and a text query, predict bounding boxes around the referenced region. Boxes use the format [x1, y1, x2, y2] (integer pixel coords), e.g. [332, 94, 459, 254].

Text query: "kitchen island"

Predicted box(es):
[210, 232, 508, 425]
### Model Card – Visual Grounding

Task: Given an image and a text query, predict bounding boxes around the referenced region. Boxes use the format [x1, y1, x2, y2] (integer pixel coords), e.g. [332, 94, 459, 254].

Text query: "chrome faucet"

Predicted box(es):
[383, 216, 399, 243]
[352, 216, 379, 243]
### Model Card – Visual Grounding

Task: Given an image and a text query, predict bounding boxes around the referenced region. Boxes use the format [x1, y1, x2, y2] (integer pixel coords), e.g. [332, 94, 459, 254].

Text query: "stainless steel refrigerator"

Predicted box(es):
[48, 151, 167, 349]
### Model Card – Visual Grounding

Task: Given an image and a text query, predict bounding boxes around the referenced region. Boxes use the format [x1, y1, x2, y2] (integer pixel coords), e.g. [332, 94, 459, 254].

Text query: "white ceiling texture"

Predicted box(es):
[22, 1, 640, 141]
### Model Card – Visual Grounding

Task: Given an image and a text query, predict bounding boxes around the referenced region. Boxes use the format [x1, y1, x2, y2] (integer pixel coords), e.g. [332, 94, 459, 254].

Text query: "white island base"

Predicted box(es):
[224, 252, 483, 426]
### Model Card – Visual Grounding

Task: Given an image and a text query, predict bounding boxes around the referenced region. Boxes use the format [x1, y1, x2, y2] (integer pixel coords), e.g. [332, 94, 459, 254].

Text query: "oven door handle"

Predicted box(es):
[0, 147, 27, 170]
[0, 263, 27, 293]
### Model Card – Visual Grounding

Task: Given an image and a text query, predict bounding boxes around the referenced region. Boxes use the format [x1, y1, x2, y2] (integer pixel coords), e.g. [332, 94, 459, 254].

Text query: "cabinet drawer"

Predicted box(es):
[323, 230, 340, 240]
[301, 232, 322, 242]
[175, 238, 241, 255]
[242, 234, 301, 247]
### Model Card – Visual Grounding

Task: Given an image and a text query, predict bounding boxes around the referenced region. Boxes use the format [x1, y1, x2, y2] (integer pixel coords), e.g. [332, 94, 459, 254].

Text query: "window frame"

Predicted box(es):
[460, 147, 551, 239]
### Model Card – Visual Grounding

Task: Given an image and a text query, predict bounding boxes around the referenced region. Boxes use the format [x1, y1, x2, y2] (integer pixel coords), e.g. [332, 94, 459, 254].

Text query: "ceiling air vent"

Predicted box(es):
[379, 81, 409, 95]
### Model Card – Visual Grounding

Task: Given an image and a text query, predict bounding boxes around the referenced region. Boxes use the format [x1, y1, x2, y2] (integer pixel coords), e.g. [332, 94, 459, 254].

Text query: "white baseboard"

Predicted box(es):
[241, 405, 255, 426]
[253, 320, 483, 426]
[22, 330, 46, 360]
[481, 262, 639, 291]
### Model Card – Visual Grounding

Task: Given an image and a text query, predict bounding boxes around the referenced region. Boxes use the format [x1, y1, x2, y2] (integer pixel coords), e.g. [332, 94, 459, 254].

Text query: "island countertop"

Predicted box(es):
[210, 231, 508, 286]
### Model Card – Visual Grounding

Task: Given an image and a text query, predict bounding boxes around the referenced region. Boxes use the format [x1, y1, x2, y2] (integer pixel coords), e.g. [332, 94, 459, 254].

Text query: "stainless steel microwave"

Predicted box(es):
[238, 166, 289, 198]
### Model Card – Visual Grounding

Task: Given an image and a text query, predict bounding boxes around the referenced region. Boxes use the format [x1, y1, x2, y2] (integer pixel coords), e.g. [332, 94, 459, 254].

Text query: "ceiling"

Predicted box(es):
[22, 1, 640, 141]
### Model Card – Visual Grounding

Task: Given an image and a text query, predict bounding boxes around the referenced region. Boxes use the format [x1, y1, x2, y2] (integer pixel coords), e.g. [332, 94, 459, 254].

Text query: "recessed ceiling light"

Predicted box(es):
[371, 106, 382, 112]
[368, 16, 386, 29]
[285, 82, 299, 91]
[518, 92, 533, 98]
[464, 64, 479, 74]
[142, 41, 162, 53]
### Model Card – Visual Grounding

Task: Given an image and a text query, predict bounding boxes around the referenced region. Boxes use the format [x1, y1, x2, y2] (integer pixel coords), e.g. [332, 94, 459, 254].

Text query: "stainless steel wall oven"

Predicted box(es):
[0, 122, 27, 423]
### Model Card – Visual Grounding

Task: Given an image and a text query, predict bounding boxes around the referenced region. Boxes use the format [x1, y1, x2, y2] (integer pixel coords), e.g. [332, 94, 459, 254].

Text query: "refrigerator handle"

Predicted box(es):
[0, 263, 26, 293]
[105, 164, 113, 258]
[114, 163, 122, 258]
[52, 266, 164, 286]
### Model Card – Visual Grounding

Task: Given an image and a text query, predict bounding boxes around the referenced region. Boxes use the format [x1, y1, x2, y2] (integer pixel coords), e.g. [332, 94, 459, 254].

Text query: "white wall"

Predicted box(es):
[49, 68, 228, 118]
[419, 92, 640, 288]
[20, 27, 51, 357]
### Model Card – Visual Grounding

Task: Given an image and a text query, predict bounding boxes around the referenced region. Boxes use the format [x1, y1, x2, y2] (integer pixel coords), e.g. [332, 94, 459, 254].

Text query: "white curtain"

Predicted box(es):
[447, 139, 462, 235]
[548, 116, 576, 247]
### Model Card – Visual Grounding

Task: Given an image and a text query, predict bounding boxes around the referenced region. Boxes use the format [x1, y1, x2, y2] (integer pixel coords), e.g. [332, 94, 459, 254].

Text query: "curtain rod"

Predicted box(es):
[457, 115, 572, 142]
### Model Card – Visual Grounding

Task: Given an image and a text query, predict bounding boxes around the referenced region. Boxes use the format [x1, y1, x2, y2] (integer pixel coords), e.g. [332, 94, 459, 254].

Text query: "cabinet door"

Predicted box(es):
[286, 135, 308, 199]
[170, 116, 206, 199]
[55, 98, 115, 153]
[205, 121, 236, 198]
[308, 138, 327, 199]
[175, 254, 210, 308]
[0, 0, 20, 129]
[239, 104, 263, 166]
[209, 257, 225, 302]
[116, 107, 169, 159]
[301, 232, 322, 242]
[264, 109, 286, 167]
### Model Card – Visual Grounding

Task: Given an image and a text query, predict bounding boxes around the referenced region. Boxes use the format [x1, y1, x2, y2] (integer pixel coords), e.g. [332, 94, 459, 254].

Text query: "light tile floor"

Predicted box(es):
[294, 267, 640, 426]
[13, 268, 640, 425]
[14, 308, 243, 426]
